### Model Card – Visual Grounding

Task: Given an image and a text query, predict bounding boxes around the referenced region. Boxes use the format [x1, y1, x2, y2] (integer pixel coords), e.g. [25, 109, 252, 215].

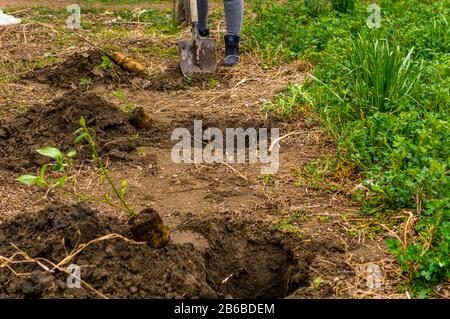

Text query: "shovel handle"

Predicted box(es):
[190, 0, 198, 23]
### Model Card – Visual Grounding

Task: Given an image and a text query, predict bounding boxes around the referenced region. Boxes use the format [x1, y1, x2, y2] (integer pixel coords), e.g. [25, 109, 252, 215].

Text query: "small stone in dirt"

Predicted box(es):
[52, 216, 68, 229]
[31, 271, 55, 285]
[129, 286, 139, 294]
[105, 244, 115, 256]
[108, 149, 132, 161]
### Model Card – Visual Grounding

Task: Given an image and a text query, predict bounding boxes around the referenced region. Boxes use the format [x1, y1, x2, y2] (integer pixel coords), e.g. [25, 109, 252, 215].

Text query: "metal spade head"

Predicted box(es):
[179, 37, 216, 77]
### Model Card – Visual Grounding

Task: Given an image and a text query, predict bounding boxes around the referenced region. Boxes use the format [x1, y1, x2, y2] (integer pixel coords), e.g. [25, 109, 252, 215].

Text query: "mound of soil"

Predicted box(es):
[24, 50, 135, 89]
[0, 203, 324, 299]
[145, 64, 230, 91]
[0, 203, 216, 299]
[22, 49, 228, 91]
[0, 91, 142, 171]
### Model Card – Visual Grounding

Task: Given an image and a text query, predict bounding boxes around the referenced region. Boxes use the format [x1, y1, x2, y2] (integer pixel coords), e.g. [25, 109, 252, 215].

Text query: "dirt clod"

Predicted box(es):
[24, 50, 135, 89]
[129, 106, 152, 130]
[130, 207, 170, 249]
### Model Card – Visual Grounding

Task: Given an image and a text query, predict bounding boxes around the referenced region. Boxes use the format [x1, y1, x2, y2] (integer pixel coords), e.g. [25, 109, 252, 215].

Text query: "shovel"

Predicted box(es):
[179, 0, 216, 76]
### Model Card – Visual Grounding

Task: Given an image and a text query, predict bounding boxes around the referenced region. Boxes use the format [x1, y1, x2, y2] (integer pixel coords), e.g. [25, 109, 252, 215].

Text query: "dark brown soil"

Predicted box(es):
[22, 50, 229, 92]
[0, 203, 341, 299]
[182, 216, 302, 299]
[23, 50, 135, 89]
[145, 64, 231, 91]
[0, 203, 215, 298]
[0, 91, 145, 172]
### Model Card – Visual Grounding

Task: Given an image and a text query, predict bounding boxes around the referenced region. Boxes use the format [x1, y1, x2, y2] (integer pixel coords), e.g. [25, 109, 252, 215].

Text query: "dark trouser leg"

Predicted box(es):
[197, 0, 209, 34]
[224, 0, 244, 36]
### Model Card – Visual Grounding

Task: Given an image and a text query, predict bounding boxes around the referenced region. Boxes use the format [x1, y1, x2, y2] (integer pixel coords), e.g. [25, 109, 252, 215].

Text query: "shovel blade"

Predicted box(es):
[179, 38, 216, 76]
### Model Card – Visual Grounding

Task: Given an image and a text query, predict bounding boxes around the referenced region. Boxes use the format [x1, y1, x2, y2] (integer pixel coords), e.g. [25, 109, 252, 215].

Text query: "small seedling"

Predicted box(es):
[16, 147, 76, 188]
[79, 77, 93, 87]
[74, 117, 136, 220]
[312, 277, 330, 289]
[121, 102, 136, 113]
[318, 215, 330, 222]
[112, 89, 126, 100]
[16, 165, 48, 187]
[183, 75, 193, 89]
[207, 78, 219, 89]
[138, 146, 147, 157]
[257, 174, 276, 185]
[275, 212, 306, 238]
[97, 56, 113, 70]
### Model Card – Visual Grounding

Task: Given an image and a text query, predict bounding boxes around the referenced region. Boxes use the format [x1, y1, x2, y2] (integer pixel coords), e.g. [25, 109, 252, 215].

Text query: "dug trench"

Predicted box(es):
[0, 202, 324, 299]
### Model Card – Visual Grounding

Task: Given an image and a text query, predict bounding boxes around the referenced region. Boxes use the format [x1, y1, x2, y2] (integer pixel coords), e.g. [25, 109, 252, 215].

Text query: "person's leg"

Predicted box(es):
[223, 0, 244, 67]
[224, 0, 243, 36]
[197, 0, 209, 35]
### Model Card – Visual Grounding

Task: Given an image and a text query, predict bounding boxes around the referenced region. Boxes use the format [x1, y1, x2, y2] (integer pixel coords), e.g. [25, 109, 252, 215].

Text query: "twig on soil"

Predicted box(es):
[0, 252, 32, 277]
[269, 131, 321, 153]
[402, 210, 416, 247]
[2, 234, 147, 299]
[10, 243, 109, 299]
[54, 233, 146, 270]
[221, 161, 248, 182]
[221, 274, 234, 284]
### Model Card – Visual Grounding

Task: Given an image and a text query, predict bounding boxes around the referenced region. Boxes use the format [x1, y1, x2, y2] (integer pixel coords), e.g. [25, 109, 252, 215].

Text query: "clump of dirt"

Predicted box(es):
[130, 207, 170, 249]
[23, 50, 135, 89]
[0, 203, 331, 299]
[0, 91, 144, 171]
[0, 203, 216, 299]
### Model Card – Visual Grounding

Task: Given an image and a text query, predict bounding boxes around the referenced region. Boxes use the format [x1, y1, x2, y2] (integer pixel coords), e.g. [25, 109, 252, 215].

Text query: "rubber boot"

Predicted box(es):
[198, 28, 210, 38]
[224, 34, 240, 67]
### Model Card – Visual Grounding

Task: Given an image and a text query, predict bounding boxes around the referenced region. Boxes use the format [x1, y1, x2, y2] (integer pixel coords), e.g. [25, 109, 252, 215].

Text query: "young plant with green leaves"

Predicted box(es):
[304, 0, 330, 17]
[17, 147, 76, 188]
[74, 117, 136, 221]
[97, 56, 113, 70]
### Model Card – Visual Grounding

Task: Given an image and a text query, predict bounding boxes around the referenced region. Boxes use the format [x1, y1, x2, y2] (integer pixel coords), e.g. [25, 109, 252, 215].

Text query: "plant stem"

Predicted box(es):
[80, 124, 136, 219]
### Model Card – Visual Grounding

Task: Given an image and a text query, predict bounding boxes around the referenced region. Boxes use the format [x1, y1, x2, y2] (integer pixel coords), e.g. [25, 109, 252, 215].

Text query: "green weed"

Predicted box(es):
[97, 56, 114, 70]
[74, 117, 136, 220]
[331, 0, 355, 13]
[312, 276, 330, 288]
[304, 0, 330, 17]
[247, 0, 450, 295]
[275, 211, 308, 237]
[17, 147, 76, 188]
[79, 77, 93, 87]
[346, 34, 421, 114]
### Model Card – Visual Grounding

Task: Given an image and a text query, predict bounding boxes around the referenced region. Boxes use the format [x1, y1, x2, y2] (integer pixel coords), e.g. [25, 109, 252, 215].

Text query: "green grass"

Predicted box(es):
[246, 0, 450, 297]
[275, 212, 307, 237]
[346, 34, 421, 114]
